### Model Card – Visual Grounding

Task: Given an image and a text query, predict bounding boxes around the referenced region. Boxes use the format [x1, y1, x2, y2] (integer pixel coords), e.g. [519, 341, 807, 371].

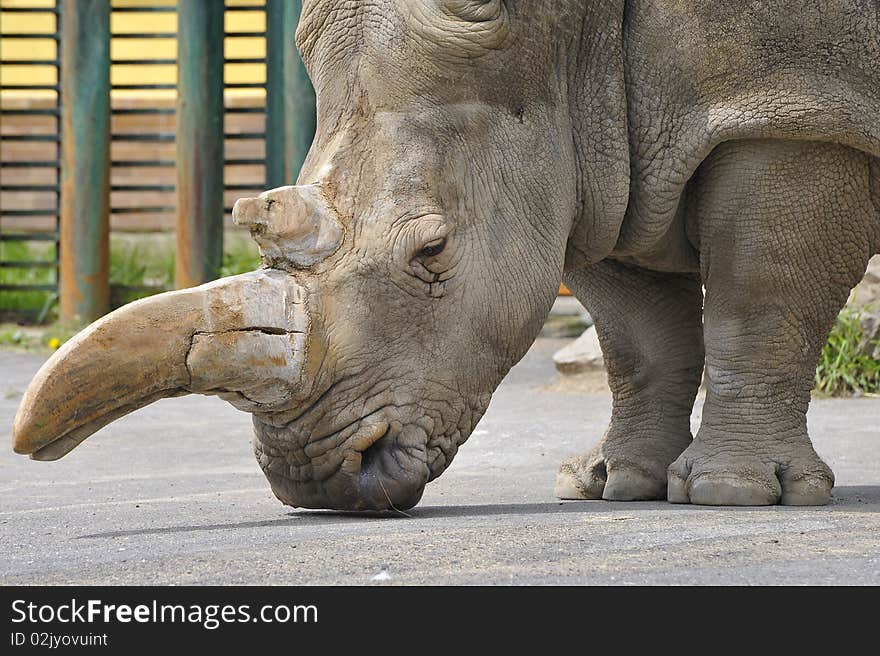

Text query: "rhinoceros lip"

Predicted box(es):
[278, 410, 394, 488]
[257, 412, 432, 511]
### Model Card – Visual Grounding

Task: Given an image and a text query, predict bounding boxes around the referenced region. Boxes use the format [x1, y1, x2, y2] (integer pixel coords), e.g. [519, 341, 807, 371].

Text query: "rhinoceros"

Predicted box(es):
[12, 0, 880, 510]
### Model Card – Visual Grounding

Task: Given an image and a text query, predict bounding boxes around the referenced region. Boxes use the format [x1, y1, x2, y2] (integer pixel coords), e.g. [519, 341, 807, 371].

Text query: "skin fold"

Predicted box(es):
[558, 0, 880, 505]
[12, 0, 880, 510]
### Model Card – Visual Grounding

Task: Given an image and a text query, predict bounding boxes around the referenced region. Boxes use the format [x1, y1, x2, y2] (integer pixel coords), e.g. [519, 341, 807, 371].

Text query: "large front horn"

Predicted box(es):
[12, 269, 307, 461]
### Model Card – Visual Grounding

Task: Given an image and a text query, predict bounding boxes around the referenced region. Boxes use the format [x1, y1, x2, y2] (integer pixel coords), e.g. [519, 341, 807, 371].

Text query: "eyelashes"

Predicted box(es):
[416, 238, 447, 259]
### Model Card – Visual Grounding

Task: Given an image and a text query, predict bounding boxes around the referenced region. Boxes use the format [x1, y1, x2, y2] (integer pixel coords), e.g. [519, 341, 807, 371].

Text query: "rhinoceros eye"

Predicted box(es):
[417, 238, 447, 259]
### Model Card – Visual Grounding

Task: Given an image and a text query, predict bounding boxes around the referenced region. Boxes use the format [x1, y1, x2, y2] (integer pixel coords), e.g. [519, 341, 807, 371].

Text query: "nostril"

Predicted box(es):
[359, 428, 389, 477]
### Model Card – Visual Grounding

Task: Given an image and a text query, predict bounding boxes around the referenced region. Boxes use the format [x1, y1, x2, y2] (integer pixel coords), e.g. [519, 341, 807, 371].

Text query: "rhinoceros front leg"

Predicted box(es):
[669, 139, 880, 506]
[555, 259, 705, 500]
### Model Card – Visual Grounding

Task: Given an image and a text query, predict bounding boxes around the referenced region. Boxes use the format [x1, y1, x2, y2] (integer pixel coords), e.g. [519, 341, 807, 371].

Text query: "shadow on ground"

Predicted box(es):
[75, 485, 880, 540]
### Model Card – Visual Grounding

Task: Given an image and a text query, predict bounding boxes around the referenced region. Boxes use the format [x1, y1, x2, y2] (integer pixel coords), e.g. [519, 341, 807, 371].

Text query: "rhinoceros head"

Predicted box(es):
[13, 0, 618, 511]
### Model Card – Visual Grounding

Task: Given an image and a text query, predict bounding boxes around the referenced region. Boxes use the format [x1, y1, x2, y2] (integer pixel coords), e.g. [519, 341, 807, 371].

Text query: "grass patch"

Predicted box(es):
[814, 305, 880, 397]
[0, 321, 81, 353]
[0, 327, 27, 347]
[2, 234, 260, 326]
[220, 238, 261, 277]
[0, 241, 57, 321]
[2, 235, 260, 350]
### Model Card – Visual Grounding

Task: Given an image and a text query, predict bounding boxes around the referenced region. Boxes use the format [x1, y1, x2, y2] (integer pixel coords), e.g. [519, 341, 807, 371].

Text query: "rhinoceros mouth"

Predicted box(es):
[254, 408, 432, 511]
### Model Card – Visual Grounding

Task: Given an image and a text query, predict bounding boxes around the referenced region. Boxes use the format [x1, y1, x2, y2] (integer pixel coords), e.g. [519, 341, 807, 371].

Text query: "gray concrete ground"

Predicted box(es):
[1, 338, 878, 585]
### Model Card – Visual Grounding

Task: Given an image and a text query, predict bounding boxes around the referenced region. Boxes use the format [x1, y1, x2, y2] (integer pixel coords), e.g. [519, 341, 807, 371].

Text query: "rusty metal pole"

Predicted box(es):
[266, 0, 316, 187]
[59, 0, 111, 323]
[175, 0, 224, 288]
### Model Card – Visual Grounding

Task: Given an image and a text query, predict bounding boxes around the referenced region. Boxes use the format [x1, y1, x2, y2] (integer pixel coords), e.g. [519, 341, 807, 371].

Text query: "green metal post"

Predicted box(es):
[266, 0, 316, 187]
[176, 0, 224, 288]
[59, 0, 111, 323]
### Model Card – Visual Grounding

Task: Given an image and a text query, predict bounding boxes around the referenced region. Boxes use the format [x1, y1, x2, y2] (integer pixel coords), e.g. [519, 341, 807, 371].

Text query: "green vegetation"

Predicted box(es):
[0, 241, 56, 321]
[814, 305, 880, 397]
[0, 327, 27, 346]
[1, 234, 260, 322]
[0, 322, 80, 352]
[220, 237, 262, 277]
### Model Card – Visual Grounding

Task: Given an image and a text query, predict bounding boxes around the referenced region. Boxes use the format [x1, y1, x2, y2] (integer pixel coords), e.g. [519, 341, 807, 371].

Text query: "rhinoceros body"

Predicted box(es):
[13, 1, 880, 510]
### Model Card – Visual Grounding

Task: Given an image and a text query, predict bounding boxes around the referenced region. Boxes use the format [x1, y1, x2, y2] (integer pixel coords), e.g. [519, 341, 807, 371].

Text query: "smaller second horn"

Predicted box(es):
[233, 185, 343, 268]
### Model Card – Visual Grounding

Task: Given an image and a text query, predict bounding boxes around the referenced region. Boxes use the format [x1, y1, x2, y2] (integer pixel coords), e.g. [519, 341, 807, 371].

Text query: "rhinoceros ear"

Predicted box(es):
[232, 185, 343, 269]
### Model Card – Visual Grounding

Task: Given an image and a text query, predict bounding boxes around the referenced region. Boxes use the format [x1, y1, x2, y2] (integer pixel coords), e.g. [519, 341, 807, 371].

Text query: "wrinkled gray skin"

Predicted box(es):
[13, 0, 880, 510]
[273, 0, 880, 508]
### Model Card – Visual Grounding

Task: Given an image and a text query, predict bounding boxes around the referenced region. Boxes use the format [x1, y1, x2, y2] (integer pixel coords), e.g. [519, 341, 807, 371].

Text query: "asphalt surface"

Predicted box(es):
[1, 338, 878, 585]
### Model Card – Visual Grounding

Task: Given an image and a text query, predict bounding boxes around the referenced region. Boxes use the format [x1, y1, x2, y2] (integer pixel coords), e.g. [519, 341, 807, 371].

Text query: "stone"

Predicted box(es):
[850, 255, 880, 309]
[858, 310, 880, 360]
[846, 256, 879, 361]
[553, 326, 605, 375]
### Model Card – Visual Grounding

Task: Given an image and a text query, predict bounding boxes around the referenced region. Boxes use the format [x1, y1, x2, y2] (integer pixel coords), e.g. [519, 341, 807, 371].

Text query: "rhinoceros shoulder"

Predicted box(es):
[612, 0, 880, 267]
